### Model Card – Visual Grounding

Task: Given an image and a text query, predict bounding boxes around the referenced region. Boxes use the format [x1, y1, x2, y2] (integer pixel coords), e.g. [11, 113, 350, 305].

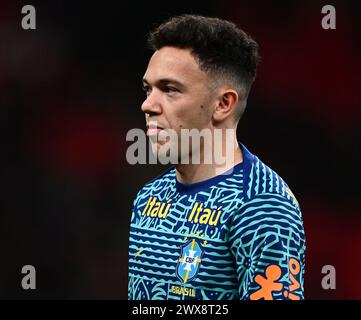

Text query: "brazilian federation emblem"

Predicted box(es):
[176, 238, 204, 284]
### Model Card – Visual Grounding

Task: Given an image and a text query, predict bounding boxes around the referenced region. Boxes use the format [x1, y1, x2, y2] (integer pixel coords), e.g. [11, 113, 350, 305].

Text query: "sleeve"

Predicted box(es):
[229, 192, 306, 300]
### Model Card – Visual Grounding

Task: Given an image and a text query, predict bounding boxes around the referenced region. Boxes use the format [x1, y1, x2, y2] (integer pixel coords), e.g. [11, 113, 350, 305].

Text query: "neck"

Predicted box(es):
[175, 129, 242, 184]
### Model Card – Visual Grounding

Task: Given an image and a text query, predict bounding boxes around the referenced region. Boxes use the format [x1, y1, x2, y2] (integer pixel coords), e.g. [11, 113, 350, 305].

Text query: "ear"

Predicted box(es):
[212, 90, 239, 123]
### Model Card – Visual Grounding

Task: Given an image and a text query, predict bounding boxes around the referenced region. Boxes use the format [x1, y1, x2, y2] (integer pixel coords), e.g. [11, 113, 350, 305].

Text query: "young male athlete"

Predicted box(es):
[128, 15, 305, 300]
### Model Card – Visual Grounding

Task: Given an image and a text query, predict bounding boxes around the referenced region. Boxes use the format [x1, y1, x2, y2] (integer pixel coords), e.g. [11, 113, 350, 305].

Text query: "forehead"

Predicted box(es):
[144, 47, 207, 85]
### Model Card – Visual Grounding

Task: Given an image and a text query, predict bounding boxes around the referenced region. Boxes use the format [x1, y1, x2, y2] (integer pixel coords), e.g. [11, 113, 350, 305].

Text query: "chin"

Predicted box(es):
[150, 140, 180, 164]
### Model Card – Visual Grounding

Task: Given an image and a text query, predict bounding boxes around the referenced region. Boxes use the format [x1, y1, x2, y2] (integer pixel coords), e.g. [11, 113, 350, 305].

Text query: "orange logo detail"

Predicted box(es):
[250, 265, 283, 300]
[250, 259, 301, 300]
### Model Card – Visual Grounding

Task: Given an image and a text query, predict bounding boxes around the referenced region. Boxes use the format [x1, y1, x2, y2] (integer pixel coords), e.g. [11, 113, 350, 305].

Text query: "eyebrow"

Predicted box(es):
[142, 78, 186, 90]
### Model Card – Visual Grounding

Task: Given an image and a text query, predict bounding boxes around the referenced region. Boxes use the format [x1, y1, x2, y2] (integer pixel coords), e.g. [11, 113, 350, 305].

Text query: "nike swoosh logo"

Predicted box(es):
[134, 248, 147, 258]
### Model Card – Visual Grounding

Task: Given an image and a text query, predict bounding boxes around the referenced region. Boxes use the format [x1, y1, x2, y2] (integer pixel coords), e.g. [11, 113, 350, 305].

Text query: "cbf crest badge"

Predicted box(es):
[176, 238, 204, 284]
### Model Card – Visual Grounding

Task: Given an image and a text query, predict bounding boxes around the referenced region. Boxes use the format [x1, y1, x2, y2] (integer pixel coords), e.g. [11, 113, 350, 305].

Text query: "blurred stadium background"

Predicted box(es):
[0, 0, 360, 299]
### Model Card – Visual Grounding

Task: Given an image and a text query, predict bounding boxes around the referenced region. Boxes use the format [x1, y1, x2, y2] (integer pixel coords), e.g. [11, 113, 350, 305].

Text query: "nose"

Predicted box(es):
[141, 90, 162, 115]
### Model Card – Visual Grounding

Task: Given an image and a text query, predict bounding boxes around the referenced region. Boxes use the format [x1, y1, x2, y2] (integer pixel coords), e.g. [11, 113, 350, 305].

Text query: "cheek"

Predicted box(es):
[198, 105, 208, 118]
[181, 107, 208, 128]
[170, 99, 210, 129]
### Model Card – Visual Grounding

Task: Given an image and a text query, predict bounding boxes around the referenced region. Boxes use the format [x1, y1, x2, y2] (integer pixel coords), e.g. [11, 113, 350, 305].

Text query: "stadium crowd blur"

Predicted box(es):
[1, 1, 360, 299]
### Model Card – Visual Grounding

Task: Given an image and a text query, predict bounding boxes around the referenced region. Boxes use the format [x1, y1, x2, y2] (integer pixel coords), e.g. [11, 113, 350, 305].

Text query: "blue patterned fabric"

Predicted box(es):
[128, 144, 305, 300]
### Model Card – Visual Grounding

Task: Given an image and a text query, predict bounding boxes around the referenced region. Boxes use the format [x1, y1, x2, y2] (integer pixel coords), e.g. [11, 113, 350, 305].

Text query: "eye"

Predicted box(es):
[142, 86, 151, 96]
[164, 86, 179, 94]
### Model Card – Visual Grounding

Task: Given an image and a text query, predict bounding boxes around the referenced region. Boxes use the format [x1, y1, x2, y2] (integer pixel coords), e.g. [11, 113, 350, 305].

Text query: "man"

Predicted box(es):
[128, 14, 305, 300]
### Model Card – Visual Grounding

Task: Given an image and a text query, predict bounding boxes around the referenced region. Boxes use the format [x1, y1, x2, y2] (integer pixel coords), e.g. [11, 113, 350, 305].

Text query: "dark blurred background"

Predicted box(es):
[0, 0, 360, 299]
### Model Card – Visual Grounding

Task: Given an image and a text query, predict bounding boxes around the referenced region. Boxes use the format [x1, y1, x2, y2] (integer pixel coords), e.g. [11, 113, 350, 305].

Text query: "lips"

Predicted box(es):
[147, 127, 163, 136]
[146, 123, 165, 136]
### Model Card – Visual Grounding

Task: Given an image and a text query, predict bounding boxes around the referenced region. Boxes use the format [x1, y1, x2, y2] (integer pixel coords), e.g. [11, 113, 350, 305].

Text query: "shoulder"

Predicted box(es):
[232, 145, 304, 236]
[241, 144, 300, 209]
[230, 148, 305, 259]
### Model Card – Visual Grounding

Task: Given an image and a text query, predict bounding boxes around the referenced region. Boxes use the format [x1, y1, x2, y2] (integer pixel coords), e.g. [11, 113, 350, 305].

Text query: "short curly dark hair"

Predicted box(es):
[147, 14, 259, 118]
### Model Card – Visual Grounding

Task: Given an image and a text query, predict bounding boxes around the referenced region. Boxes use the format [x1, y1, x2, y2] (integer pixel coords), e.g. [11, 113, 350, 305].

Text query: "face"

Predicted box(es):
[141, 47, 216, 162]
